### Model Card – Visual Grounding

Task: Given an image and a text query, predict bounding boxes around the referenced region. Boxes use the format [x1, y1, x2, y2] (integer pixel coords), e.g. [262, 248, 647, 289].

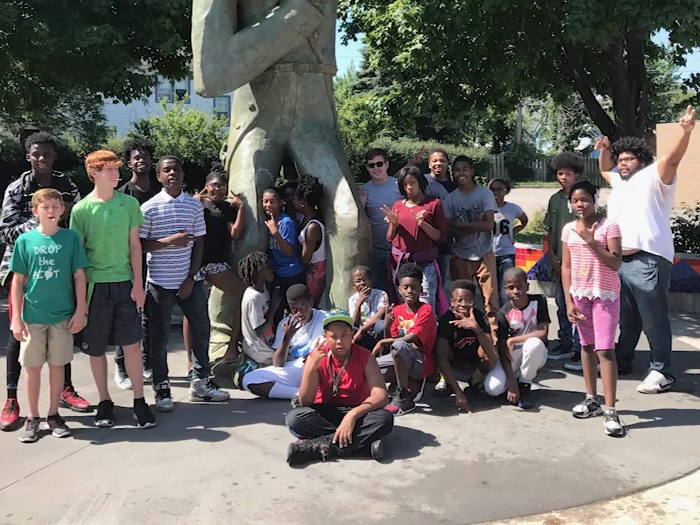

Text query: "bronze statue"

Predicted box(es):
[192, 0, 369, 355]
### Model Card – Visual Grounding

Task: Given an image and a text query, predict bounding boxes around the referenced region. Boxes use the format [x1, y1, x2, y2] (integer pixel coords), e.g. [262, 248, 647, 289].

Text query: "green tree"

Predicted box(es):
[0, 0, 190, 129]
[130, 99, 227, 191]
[339, 0, 700, 139]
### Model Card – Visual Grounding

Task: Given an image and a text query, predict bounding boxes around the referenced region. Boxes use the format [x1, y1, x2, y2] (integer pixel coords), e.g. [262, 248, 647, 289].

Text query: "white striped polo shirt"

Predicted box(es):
[140, 190, 206, 289]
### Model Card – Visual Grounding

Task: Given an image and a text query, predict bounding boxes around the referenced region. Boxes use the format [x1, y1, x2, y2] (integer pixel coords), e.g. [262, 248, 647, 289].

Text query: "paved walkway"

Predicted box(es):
[0, 301, 698, 525]
[508, 187, 612, 220]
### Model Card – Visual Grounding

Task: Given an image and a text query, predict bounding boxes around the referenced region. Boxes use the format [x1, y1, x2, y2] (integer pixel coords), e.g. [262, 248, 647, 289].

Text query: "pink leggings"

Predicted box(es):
[572, 296, 620, 350]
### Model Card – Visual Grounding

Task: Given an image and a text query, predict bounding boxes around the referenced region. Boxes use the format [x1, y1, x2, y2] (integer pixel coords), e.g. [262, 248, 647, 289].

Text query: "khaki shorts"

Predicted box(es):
[20, 320, 74, 368]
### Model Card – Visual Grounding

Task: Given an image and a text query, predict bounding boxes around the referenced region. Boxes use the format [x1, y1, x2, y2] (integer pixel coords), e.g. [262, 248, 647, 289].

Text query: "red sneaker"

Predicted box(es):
[59, 386, 91, 413]
[1, 398, 21, 431]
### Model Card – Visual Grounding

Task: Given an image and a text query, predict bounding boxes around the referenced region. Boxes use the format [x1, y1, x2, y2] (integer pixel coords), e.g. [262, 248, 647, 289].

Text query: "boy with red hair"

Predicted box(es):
[70, 150, 156, 428]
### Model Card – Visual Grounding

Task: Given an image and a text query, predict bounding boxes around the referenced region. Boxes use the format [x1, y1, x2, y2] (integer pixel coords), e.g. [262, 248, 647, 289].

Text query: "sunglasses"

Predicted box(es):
[367, 161, 385, 168]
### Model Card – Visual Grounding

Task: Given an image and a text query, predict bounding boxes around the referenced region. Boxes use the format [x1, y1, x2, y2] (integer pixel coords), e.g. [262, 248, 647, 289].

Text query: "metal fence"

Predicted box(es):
[484, 153, 607, 187]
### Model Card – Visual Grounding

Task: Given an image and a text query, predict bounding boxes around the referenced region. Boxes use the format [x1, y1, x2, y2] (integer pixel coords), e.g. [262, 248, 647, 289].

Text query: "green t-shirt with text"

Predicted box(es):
[9, 228, 88, 325]
[70, 191, 144, 283]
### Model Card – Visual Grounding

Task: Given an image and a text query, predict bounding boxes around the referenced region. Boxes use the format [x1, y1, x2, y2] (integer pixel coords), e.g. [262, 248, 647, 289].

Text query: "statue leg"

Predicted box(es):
[208, 128, 285, 360]
[290, 131, 370, 309]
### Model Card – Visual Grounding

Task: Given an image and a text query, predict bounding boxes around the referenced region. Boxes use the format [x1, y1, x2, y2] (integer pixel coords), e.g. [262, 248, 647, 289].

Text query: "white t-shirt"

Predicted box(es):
[241, 286, 274, 365]
[607, 162, 676, 262]
[492, 202, 524, 256]
[298, 219, 326, 265]
[348, 288, 389, 324]
[272, 308, 326, 360]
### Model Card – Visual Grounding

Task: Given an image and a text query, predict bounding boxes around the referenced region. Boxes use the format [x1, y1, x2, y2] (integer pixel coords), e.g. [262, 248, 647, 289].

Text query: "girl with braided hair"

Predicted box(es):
[293, 174, 326, 307]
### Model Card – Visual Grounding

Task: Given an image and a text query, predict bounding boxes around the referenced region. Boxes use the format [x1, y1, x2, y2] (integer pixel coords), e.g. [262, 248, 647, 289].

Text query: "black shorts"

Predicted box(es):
[81, 281, 142, 357]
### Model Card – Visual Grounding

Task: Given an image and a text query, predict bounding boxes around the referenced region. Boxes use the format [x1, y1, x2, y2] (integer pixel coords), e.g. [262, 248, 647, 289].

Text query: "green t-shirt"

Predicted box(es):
[70, 191, 144, 283]
[543, 189, 575, 261]
[9, 228, 89, 325]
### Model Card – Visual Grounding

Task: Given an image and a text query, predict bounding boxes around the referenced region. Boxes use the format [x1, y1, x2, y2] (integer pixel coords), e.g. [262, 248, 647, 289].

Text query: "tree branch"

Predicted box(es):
[560, 40, 616, 138]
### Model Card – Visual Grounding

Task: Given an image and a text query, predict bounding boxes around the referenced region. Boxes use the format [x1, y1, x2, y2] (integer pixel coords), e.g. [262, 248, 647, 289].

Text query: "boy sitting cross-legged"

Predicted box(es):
[434, 279, 501, 412]
[242, 284, 326, 399]
[372, 262, 437, 416]
[285, 310, 393, 466]
[140, 155, 229, 411]
[10, 189, 89, 442]
[485, 267, 549, 407]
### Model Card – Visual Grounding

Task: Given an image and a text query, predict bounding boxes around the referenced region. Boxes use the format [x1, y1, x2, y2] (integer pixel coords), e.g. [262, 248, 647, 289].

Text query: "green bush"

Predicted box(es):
[349, 137, 491, 185]
[504, 142, 537, 182]
[515, 208, 546, 244]
[672, 203, 700, 254]
[129, 98, 227, 191]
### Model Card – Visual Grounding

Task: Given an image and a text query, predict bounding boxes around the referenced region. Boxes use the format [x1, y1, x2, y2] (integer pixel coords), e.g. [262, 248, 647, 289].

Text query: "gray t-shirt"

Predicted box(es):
[363, 177, 402, 253]
[425, 176, 448, 200]
[443, 186, 498, 260]
[493, 202, 524, 256]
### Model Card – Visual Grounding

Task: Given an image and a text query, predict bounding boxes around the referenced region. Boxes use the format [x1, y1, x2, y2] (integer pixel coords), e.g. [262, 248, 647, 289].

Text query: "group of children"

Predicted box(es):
[1, 131, 650, 456]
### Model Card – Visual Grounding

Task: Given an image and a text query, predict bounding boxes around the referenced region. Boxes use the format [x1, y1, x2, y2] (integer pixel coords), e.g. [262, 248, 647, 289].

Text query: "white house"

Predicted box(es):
[104, 77, 231, 137]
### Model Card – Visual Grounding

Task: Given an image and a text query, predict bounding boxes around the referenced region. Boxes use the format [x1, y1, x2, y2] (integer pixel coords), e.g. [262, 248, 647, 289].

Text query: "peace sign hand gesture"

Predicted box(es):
[679, 105, 696, 133]
[381, 205, 398, 225]
[594, 137, 611, 151]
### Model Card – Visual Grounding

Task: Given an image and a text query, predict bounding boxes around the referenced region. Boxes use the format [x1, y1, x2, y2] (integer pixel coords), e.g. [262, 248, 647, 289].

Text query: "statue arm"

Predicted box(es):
[192, 0, 326, 96]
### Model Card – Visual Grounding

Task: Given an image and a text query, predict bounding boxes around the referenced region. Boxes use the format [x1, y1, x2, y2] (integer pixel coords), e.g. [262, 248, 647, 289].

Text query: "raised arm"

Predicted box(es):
[595, 137, 614, 183]
[192, 0, 327, 96]
[658, 105, 696, 185]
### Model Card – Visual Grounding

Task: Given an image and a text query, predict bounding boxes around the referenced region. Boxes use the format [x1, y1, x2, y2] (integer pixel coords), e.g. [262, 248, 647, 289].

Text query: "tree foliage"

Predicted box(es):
[129, 99, 227, 191]
[0, 0, 191, 129]
[339, 0, 700, 139]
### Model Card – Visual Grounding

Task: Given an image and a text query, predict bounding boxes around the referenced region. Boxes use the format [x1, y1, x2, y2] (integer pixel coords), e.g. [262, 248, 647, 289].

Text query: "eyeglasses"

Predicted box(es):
[491, 187, 508, 193]
[617, 155, 637, 164]
[207, 182, 226, 189]
[452, 299, 474, 306]
[367, 161, 385, 169]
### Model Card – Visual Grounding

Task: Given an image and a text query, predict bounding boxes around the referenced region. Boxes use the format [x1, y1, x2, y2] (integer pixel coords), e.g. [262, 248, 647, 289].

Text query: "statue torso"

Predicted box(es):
[237, 0, 336, 67]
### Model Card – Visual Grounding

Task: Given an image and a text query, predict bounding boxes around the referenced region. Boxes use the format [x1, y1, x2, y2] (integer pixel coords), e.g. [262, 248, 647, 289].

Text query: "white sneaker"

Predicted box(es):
[114, 368, 132, 391]
[637, 370, 674, 394]
[603, 408, 625, 437]
[143, 368, 153, 382]
[189, 378, 230, 403]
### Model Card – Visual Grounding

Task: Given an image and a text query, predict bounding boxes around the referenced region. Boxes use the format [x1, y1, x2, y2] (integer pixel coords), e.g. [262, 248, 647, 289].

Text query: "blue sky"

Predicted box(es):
[335, 28, 700, 78]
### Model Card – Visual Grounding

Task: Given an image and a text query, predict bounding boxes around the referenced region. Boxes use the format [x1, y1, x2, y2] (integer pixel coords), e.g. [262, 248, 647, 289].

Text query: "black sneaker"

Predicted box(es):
[19, 417, 40, 443]
[45, 414, 71, 438]
[370, 438, 384, 461]
[572, 396, 602, 419]
[94, 400, 115, 427]
[286, 435, 334, 467]
[563, 352, 583, 372]
[133, 399, 157, 429]
[547, 342, 574, 360]
[514, 382, 533, 410]
[385, 388, 416, 416]
[618, 362, 633, 376]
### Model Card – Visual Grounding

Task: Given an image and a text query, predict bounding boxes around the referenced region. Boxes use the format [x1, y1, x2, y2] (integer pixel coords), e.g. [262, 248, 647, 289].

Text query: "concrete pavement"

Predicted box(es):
[0, 300, 698, 525]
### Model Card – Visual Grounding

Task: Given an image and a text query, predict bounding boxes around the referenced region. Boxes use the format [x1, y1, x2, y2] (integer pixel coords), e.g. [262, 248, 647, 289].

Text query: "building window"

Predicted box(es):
[154, 78, 190, 103]
[214, 96, 231, 122]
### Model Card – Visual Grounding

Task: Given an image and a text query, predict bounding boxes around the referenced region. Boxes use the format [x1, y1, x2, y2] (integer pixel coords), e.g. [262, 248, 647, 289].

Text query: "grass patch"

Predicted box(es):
[512, 181, 561, 188]
[515, 208, 546, 245]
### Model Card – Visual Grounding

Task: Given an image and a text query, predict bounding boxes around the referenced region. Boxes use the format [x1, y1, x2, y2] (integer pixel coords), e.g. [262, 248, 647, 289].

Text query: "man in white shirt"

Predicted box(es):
[597, 106, 696, 394]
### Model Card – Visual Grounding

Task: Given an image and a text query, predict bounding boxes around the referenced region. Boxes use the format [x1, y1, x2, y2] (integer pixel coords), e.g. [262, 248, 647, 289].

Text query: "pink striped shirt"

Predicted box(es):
[562, 218, 621, 301]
